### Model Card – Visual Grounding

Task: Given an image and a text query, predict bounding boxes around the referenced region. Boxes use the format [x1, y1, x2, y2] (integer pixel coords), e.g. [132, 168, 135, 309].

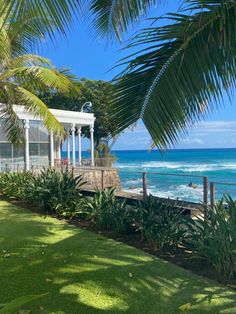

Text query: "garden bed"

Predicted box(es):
[2, 194, 236, 289]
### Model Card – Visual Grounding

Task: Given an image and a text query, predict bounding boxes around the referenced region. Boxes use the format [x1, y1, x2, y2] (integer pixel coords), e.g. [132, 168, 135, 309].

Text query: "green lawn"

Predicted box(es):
[1, 201, 236, 314]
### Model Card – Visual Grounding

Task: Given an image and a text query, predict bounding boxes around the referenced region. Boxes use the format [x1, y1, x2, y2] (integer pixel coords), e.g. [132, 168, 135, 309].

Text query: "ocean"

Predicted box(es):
[113, 149, 236, 203]
[62, 149, 236, 203]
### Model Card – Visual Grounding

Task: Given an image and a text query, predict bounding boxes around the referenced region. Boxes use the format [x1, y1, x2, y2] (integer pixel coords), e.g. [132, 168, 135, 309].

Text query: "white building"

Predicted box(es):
[0, 105, 95, 171]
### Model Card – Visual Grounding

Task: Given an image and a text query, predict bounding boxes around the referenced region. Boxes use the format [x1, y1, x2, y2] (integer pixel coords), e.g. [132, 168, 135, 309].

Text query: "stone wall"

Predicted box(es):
[75, 168, 121, 190]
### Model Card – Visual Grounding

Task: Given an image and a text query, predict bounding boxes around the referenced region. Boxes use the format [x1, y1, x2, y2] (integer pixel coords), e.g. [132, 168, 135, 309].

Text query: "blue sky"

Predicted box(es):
[40, 1, 236, 151]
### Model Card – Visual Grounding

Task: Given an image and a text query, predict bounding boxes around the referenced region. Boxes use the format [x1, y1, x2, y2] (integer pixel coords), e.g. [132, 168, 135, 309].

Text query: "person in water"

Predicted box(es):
[188, 182, 197, 189]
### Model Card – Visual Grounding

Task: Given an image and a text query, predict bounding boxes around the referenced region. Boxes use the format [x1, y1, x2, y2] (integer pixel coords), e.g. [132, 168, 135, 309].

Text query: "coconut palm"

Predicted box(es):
[88, 0, 158, 41]
[0, 16, 77, 143]
[0, 0, 83, 142]
[1, 0, 81, 39]
[88, 0, 236, 148]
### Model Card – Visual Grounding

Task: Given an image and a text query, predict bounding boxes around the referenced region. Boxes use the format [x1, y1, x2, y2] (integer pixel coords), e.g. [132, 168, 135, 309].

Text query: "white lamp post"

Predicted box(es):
[81, 101, 92, 112]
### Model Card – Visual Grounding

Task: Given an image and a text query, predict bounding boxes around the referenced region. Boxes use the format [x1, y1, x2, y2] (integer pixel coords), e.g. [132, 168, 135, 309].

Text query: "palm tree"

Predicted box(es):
[88, 0, 236, 148]
[88, 0, 157, 41]
[0, 0, 83, 142]
[1, 0, 82, 40]
[0, 15, 77, 142]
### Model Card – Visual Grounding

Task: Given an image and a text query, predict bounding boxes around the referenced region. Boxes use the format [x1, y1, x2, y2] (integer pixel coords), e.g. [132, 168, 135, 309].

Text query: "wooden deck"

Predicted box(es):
[81, 187, 202, 216]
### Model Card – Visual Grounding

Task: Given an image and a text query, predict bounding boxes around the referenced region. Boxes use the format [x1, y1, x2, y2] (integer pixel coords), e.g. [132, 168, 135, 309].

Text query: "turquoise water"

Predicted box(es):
[113, 149, 236, 203]
[62, 149, 236, 203]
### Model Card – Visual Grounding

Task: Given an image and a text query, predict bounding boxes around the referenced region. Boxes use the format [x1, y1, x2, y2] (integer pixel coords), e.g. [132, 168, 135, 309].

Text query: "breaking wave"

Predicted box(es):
[124, 184, 203, 203]
[115, 161, 236, 173]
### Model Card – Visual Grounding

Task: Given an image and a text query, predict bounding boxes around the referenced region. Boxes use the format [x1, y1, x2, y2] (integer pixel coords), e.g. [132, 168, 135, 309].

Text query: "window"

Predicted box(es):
[0, 119, 8, 142]
[29, 121, 49, 143]
[39, 143, 49, 157]
[13, 145, 24, 162]
[0, 143, 12, 159]
[29, 143, 39, 156]
[39, 124, 48, 142]
[29, 121, 40, 142]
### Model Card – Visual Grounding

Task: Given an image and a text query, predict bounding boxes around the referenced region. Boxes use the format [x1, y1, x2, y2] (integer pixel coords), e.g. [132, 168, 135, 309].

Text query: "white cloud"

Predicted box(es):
[181, 138, 204, 145]
[113, 119, 236, 150]
[193, 121, 236, 133]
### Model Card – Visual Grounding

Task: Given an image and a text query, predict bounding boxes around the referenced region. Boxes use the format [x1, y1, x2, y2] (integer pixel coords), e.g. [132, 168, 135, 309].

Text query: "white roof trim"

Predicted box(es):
[12, 105, 95, 127]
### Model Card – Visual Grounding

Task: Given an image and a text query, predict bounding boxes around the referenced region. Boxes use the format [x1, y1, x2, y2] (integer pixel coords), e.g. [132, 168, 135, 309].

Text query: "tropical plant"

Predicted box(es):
[0, 0, 81, 40]
[0, 14, 77, 142]
[86, 187, 129, 233]
[87, 0, 236, 149]
[134, 195, 188, 251]
[88, 0, 158, 41]
[0, 169, 86, 218]
[26, 168, 85, 217]
[189, 195, 236, 279]
[0, 171, 33, 199]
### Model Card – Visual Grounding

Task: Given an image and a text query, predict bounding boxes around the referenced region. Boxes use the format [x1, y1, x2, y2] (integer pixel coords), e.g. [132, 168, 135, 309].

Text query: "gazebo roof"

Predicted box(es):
[13, 105, 95, 127]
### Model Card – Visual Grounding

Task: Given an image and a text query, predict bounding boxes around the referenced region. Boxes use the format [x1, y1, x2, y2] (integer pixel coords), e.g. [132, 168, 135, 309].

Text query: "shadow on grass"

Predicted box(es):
[0, 202, 236, 313]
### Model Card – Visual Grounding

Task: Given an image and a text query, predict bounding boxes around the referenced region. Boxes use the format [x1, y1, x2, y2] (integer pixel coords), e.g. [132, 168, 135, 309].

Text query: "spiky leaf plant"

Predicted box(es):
[86, 187, 129, 233]
[134, 194, 188, 251]
[190, 195, 236, 279]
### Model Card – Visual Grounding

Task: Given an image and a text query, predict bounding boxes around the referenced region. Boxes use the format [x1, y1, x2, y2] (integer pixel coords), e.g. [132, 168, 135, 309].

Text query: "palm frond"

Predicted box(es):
[0, 12, 78, 142]
[1, 66, 76, 93]
[8, 54, 52, 68]
[0, 20, 11, 62]
[5, 8, 55, 54]
[0, 0, 82, 39]
[0, 103, 24, 143]
[16, 86, 64, 136]
[89, 0, 159, 41]
[112, 0, 236, 148]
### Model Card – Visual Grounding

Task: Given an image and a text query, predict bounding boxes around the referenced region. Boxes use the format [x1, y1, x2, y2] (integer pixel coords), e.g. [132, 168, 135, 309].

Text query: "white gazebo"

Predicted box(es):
[0, 105, 95, 171]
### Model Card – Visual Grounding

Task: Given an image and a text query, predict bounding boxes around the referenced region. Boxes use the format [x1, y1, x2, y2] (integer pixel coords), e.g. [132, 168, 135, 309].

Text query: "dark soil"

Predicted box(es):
[2, 195, 236, 289]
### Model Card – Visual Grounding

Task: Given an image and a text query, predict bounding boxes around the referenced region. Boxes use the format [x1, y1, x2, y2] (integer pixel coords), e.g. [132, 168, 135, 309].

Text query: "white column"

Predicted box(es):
[71, 123, 76, 167]
[49, 130, 54, 167]
[67, 129, 70, 164]
[90, 125, 94, 167]
[24, 119, 30, 171]
[78, 126, 82, 166]
[57, 136, 61, 160]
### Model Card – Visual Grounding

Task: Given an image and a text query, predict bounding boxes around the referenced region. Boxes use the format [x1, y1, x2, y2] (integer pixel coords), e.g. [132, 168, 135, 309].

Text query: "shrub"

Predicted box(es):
[86, 187, 129, 233]
[134, 195, 188, 251]
[0, 171, 33, 200]
[25, 168, 85, 218]
[190, 195, 236, 279]
[0, 168, 86, 219]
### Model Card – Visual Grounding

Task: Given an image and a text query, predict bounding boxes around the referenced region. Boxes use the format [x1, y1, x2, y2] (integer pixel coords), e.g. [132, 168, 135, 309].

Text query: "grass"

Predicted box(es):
[1, 201, 236, 313]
